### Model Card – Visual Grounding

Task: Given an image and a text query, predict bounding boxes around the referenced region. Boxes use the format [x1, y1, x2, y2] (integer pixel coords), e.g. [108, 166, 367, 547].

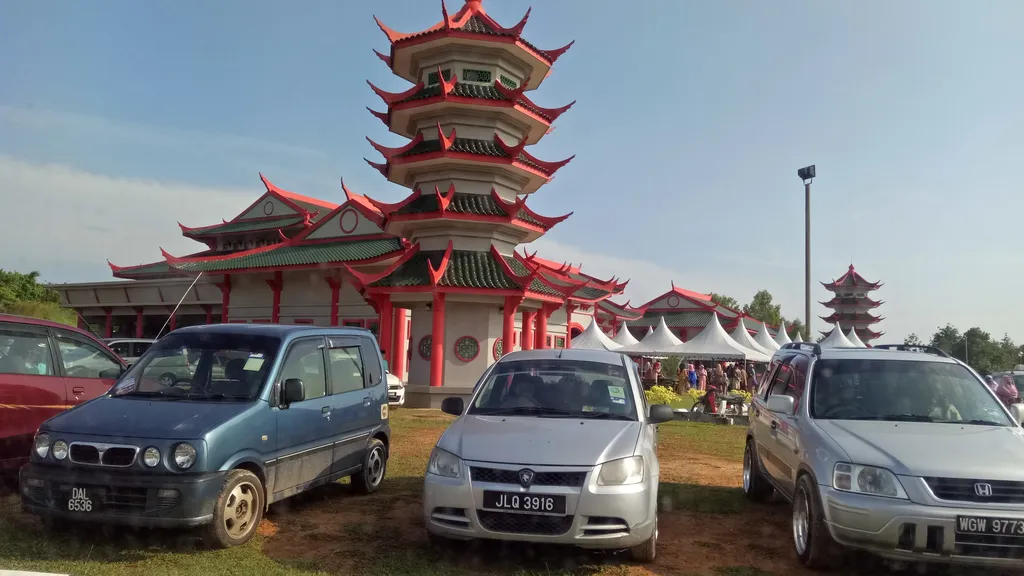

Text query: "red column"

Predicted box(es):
[104, 308, 113, 338]
[204, 305, 213, 325]
[135, 308, 144, 339]
[521, 310, 535, 351]
[77, 316, 86, 330]
[536, 303, 558, 349]
[502, 297, 523, 357]
[266, 271, 282, 324]
[218, 276, 231, 323]
[377, 296, 394, 367]
[169, 312, 177, 331]
[392, 308, 408, 380]
[429, 292, 446, 387]
[565, 303, 578, 349]
[325, 276, 341, 326]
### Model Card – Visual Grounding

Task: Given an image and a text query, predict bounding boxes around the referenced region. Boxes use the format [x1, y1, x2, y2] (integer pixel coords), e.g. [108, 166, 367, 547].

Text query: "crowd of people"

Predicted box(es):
[637, 358, 762, 394]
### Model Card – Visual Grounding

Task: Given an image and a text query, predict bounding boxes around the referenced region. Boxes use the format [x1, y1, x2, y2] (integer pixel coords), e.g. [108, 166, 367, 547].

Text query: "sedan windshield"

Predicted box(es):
[469, 359, 638, 420]
[810, 358, 1012, 426]
[111, 332, 280, 402]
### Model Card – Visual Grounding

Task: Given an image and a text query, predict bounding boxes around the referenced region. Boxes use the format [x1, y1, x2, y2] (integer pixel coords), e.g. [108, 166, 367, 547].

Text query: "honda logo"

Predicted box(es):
[975, 483, 993, 497]
[517, 469, 535, 488]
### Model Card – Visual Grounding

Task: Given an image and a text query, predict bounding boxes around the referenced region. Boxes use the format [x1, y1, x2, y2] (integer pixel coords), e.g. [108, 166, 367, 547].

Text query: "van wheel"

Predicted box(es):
[743, 440, 774, 502]
[351, 438, 387, 495]
[793, 474, 840, 569]
[205, 469, 264, 548]
[159, 373, 177, 386]
[629, 515, 657, 562]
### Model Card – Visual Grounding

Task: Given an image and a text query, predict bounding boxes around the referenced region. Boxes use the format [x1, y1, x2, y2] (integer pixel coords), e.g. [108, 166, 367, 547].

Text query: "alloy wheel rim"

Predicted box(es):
[793, 488, 810, 555]
[367, 447, 385, 486]
[223, 481, 258, 539]
[160, 375, 174, 386]
[742, 446, 752, 492]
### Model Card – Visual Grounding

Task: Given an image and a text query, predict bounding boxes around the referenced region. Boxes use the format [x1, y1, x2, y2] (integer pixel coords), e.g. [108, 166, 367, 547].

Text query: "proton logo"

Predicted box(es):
[975, 483, 993, 497]
[517, 469, 535, 488]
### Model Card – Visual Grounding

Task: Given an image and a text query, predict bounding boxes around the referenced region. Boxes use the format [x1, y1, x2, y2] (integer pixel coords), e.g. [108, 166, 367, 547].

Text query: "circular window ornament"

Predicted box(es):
[263, 201, 275, 216]
[667, 295, 680, 308]
[454, 336, 480, 362]
[492, 338, 504, 360]
[339, 208, 359, 234]
[418, 336, 432, 360]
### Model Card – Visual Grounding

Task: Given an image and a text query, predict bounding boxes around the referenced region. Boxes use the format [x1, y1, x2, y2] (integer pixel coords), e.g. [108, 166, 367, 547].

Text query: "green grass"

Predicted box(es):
[670, 395, 696, 410]
[658, 420, 747, 460]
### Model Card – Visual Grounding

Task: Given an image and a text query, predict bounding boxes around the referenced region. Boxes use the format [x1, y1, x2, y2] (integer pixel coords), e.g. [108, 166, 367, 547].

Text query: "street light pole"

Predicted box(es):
[798, 165, 816, 340]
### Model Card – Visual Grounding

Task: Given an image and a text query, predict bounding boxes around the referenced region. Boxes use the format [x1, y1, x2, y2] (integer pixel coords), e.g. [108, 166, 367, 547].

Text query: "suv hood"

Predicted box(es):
[819, 420, 1024, 479]
[438, 415, 640, 466]
[43, 396, 253, 440]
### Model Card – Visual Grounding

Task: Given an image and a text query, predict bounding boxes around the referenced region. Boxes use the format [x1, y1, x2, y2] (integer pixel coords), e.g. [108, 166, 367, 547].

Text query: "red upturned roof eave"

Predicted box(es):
[386, 94, 559, 130]
[820, 296, 883, 307]
[387, 211, 547, 234]
[360, 284, 566, 304]
[166, 250, 406, 277]
[259, 173, 338, 211]
[178, 219, 309, 239]
[381, 149, 557, 179]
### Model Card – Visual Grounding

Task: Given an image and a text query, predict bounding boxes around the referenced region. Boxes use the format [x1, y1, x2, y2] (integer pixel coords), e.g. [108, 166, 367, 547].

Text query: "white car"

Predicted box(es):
[387, 371, 405, 406]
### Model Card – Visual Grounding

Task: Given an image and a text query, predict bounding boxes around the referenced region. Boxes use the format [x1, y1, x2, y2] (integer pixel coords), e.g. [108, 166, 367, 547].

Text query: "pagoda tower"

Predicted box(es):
[819, 264, 884, 343]
[349, 0, 626, 407]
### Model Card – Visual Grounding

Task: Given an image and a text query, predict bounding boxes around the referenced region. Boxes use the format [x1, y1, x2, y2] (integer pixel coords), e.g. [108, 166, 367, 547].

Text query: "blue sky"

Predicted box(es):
[2, 0, 1023, 343]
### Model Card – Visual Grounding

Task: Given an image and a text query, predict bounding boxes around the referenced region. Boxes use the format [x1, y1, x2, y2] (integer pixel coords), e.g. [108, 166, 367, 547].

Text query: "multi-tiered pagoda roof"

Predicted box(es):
[820, 264, 884, 342]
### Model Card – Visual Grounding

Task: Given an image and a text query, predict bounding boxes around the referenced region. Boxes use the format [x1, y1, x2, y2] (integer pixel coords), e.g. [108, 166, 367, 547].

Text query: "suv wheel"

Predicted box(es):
[793, 474, 840, 569]
[742, 440, 774, 502]
[351, 438, 387, 494]
[206, 469, 264, 548]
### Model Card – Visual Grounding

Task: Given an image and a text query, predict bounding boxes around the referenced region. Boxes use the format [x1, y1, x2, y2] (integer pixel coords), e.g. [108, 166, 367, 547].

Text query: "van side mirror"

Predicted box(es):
[1010, 404, 1024, 426]
[648, 404, 675, 424]
[282, 378, 305, 405]
[441, 397, 464, 416]
[766, 394, 796, 416]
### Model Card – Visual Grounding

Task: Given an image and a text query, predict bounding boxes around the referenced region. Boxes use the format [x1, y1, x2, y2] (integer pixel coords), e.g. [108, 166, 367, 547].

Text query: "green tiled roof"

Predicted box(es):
[395, 137, 547, 174]
[394, 192, 544, 227]
[631, 312, 715, 328]
[396, 15, 554, 63]
[170, 239, 404, 273]
[371, 250, 520, 290]
[185, 216, 305, 236]
[572, 286, 612, 301]
[397, 83, 554, 121]
[115, 261, 173, 277]
[598, 300, 643, 320]
[501, 256, 564, 297]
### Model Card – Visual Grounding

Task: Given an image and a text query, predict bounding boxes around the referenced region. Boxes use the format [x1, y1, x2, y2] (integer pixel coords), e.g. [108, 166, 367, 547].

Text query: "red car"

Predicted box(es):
[0, 314, 126, 475]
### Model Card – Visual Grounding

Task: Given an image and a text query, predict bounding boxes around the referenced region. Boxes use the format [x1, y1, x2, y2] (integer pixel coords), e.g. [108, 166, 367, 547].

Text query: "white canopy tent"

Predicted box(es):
[617, 317, 683, 355]
[820, 323, 856, 348]
[729, 322, 774, 356]
[644, 326, 654, 338]
[570, 320, 622, 351]
[845, 326, 868, 348]
[610, 322, 640, 347]
[774, 322, 793, 346]
[754, 322, 781, 352]
[667, 313, 772, 362]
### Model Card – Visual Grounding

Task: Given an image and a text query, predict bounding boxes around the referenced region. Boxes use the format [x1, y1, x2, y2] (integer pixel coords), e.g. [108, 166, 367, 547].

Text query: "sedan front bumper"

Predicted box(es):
[423, 461, 656, 549]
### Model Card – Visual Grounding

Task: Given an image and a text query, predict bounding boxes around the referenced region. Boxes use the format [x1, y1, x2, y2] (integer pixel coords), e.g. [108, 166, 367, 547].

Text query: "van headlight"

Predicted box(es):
[833, 463, 907, 499]
[426, 447, 461, 478]
[143, 447, 161, 468]
[34, 433, 51, 459]
[51, 440, 69, 461]
[597, 456, 644, 486]
[173, 443, 196, 469]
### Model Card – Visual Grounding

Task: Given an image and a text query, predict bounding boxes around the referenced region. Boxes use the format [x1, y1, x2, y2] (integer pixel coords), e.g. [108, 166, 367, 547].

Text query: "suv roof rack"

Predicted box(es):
[780, 342, 822, 355]
[872, 344, 952, 359]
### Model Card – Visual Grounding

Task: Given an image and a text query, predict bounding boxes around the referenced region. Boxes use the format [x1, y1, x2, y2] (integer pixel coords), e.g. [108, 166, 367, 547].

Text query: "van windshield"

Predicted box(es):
[112, 332, 280, 402]
[468, 359, 637, 421]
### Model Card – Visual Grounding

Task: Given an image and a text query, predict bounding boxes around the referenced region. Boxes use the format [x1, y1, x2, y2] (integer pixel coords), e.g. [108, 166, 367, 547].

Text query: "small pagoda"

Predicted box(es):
[820, 264, 884, 343]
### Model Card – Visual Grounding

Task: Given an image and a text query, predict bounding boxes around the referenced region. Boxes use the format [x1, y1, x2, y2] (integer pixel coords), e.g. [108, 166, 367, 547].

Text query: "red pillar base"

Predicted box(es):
[429, 293, 446, 387]
[392, 308, 408, 380]
[521, 310, 535, 351]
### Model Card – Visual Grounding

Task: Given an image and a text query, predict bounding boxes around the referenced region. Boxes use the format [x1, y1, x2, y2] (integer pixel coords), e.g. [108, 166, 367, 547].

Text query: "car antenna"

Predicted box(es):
[155, 272, 204, 340]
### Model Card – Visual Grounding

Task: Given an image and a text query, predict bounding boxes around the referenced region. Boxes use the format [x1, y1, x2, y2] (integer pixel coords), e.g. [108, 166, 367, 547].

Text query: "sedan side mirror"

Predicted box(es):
[766, 394, 796, 416]
[440, 396, 464, 416]
[99, 367, 123, 379]
[648, 404, 675, 424]
[281, 378, 305, 406]
[1010, 404, 1024, 426]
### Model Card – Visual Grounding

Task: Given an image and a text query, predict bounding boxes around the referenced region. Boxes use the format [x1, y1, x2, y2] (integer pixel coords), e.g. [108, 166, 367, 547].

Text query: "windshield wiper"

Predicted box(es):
[474, 406, 572, 416]
[848, 414, 935, 422]
[962, 419, 1005, 426]
[578, 411, 634, 421]
[114, 389, 180, 399]
[183, 393, 251, 401]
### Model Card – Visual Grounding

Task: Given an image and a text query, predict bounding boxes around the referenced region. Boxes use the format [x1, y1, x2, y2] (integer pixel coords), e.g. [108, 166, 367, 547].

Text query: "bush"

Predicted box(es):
[645, 385, 681, 406]
[687, 388, 706, 401]
[0, 300, 76, 326]
[732, 390, 753, 404]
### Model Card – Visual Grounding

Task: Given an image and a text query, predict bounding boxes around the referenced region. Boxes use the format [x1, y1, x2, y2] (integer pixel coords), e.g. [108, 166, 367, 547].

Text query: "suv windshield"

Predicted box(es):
[111, 332, 281, 402]
[469, 359, 637, 420]
[810, 358, 1011, 425]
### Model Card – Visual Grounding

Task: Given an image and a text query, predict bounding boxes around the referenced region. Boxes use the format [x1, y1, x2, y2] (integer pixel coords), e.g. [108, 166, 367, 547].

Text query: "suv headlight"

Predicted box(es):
[833, 463, 907, 499]
[597, 456, 644, 486]
[426, 447, 461, 478]
[34, 432, 51, 459]
[51, 440, 69, 461]
[143, 447, 161, 468]
[173, 443, 197, 469]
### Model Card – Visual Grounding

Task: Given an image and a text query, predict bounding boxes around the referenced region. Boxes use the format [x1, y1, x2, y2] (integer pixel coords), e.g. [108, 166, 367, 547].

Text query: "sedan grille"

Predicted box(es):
[477, 510, 574, 535]
[69, 442, 138, 467]
[925, 477, 1024, 504]
[470, 467, 587, 487]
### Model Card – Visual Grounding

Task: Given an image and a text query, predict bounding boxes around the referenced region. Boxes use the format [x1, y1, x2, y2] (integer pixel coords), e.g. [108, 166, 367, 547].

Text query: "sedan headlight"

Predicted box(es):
[143, 447, 161, 468]
[597, 456, 645, 486]
[173, 443, 196, 469]
[51, 440, 69, 461]
[426, 447, 461, 478]
[833, 463, 907, 499]
[34, 432, 51, 459]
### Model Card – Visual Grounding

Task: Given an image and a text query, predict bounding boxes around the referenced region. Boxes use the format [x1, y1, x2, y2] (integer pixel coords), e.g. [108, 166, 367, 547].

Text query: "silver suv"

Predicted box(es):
[744, 342, 1024, 570]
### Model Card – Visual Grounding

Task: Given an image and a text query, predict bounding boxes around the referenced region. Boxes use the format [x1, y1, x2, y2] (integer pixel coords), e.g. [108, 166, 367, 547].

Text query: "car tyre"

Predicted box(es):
[793, 474, 840, 570]
[743, 439, 774, 502]
[351, 437, 387, 495]
[205, 469, 264, 549]
[629, 515, 657, 563]
[158, 372, 177, 387]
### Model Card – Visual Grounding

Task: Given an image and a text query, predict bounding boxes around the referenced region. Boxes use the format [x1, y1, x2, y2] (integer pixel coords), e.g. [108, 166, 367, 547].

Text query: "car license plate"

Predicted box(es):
[66, 487, 98, 513]
[957, 516, 1024, 536]
[482, 490, 566, 515]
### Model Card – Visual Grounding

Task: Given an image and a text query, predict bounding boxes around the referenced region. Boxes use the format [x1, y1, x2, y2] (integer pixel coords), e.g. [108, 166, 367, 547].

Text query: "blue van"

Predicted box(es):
[20, 324, 391, 547]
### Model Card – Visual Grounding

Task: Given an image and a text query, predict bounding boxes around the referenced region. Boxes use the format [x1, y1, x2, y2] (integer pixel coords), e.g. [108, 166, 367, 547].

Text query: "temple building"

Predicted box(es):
[819, 264, 884, 343]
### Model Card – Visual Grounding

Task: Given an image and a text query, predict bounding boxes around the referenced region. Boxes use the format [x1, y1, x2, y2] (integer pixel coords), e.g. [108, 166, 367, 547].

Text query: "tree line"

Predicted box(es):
[904, 325, 1024, 375]
[709, 289, 805, 339]
[0, 269, 76, 326]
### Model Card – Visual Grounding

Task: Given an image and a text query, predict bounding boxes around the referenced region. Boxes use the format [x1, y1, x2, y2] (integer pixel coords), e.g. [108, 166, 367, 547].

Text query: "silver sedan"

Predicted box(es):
[422, 349, 675, 562]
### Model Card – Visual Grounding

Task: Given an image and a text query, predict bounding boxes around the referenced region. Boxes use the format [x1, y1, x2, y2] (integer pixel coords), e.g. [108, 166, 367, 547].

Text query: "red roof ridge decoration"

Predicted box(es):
[161, 240, 281, 266]
[340, 177, 385, 218]
[366, 132, 425, 159]
[277, 229, 289, 242]
[363, 187, 426, 215]
[519, 250, 624, 293]
[259, 173, 338, 212]
[436, 183, 456, 212]
[367, 79, 426, 106]
[489, 189, 572, 228]
[438, 123, 457, 150]
[372, 49, 392, 67]
[493, 133, 574, 175]
[512, 251, 620, 302]
[492, 78, 576, 122]
[821, 263, 882, 290]
[438, 66, 458, 97]
[344, 242, 423, 292]
[427, 240, 455, 285]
